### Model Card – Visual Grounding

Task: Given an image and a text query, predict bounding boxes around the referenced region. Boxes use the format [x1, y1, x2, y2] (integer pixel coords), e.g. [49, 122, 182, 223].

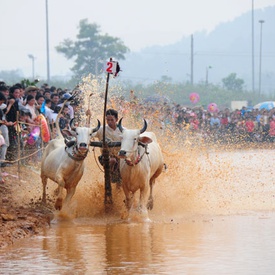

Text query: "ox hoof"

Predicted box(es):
[55, 205, 62, 211]
[147, 200, 154, 210]
[55, 198, 63, 211]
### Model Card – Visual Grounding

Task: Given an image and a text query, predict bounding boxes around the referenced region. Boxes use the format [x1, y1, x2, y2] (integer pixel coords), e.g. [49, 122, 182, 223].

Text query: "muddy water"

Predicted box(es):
[1, 146, 275, 274]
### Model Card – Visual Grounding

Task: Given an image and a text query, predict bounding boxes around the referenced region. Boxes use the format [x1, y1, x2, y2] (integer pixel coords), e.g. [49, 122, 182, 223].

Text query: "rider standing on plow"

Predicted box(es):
[91, 108, 122, 184]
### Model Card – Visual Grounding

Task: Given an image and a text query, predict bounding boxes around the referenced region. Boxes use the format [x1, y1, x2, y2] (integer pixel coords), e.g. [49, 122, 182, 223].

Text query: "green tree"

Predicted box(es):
[56, 19, 129, 78]
[222, 73, 244, 91]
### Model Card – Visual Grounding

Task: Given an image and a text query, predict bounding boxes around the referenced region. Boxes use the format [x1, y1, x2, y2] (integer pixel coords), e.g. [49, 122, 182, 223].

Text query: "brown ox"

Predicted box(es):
[41, 121, 100, 210]
[117, 118, 164, 213]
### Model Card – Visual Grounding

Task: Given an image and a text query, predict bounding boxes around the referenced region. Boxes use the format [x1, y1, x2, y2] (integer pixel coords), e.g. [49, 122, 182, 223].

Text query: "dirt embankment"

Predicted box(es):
[0, 165, 53, 249]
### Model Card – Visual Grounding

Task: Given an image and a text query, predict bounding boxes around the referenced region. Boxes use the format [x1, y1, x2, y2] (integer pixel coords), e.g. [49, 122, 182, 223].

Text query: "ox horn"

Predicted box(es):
[140, 119, 147, 134]
[92, 119, 101, 133]
[118, 118, 124, 133]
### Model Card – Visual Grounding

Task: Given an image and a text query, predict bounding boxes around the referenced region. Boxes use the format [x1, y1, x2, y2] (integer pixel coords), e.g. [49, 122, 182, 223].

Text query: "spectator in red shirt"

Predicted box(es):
[268, 116, 275, 142]
[245, 116, 255, 142]
[189, 113, 199, 131]
[220, 113, 229, 133]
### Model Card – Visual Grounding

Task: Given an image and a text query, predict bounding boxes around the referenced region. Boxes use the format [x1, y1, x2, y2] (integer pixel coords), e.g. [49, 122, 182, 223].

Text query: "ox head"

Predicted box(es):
[63, 119, 100, 154]
[117, 118, 152, 160]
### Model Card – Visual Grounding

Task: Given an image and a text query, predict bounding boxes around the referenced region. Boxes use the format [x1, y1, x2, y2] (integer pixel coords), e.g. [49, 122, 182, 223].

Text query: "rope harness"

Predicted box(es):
[124, 143, 149, 166]
[65, 143, 88, 161]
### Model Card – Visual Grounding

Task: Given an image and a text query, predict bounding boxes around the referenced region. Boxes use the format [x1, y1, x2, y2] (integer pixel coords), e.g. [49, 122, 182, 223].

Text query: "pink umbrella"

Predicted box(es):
[207, 103, 218, 113]
[189, 92, 200, 104]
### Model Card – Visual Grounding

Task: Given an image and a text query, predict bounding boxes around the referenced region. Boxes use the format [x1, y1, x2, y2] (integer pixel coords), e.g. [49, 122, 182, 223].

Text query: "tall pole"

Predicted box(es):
[102, 58, 113, 207]
[259, 20, 265, 95]
[251, 0, 255, 94]
[190, 34, 194, 85]
[28, 54, 35, 79]
[32, 57, 35, 79]
[205, 66, 212, 85]
[45, 0, 50, 83]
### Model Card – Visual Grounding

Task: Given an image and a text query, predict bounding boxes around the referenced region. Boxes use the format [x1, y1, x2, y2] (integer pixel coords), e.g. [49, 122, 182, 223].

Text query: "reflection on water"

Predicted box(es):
[1, 214, 275, 274]
[2, 147, 275, 274]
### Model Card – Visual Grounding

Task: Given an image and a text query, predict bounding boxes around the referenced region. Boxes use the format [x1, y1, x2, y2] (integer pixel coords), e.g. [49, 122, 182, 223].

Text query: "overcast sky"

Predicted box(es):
[1, 0, 274, 80]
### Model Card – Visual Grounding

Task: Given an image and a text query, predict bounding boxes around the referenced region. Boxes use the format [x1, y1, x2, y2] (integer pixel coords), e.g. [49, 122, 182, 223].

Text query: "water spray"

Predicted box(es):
[85, 93, 93, 127]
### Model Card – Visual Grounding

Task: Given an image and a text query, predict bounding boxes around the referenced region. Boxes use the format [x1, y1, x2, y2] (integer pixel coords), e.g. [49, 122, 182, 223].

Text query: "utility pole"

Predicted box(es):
[259, 19, 265, 95]
[45, 0, 50, 83]
[252, 0, 255, 94]
[28, 54, 35, 79]
[205, 66, 212, 85]
[190, 34, 194, 85]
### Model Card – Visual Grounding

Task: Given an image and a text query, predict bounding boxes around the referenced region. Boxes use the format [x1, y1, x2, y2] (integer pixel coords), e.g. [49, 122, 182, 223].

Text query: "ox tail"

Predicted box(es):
[163, 163, 168, 172]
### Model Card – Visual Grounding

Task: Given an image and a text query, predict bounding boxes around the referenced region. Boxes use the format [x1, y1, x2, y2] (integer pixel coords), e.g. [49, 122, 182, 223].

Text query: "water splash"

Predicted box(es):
[11, 76, 275, 222]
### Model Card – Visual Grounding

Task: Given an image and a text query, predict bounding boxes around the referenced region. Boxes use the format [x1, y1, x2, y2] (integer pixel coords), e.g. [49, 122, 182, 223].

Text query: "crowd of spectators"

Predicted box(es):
[114, 94, 275, 145]
[0, 81, 77, 164]
[0, 80, 274, 167]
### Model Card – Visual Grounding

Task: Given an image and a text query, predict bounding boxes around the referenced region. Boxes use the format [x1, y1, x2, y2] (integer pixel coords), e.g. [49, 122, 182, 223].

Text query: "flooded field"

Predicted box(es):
[1, 143, 275, 274]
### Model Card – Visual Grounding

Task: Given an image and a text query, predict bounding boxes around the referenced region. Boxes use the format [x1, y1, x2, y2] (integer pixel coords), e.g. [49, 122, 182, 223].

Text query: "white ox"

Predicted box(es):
[117, 118, 164, 213]
[41, 120, 100, 210]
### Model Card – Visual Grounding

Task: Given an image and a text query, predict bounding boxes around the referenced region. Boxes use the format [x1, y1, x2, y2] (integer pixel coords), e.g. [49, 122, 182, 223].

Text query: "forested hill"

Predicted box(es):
[121, 6, 275, 94]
